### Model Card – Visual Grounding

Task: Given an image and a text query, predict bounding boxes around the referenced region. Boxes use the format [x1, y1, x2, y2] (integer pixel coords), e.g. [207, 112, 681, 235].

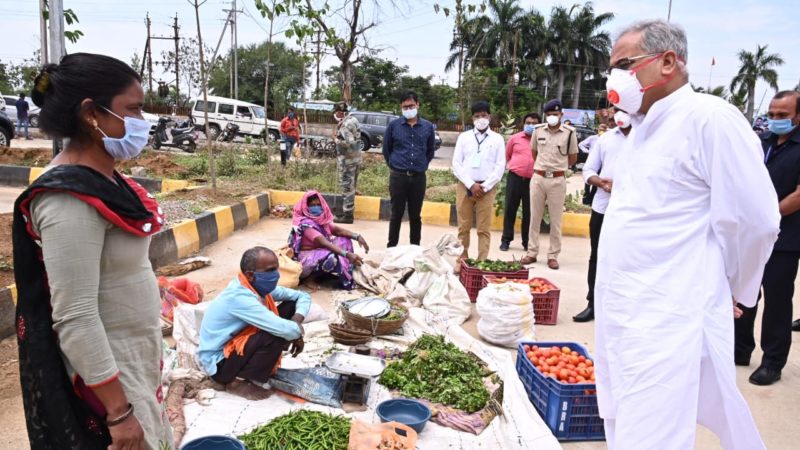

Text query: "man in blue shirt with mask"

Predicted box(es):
[199, 246, 312, 399]
[383, 91, 436, 247]
[735, 90, 800, 386]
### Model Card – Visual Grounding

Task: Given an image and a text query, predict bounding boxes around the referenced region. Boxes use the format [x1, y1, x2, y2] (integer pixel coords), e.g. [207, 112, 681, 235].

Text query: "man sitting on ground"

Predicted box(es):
[198, 246, 311, 400]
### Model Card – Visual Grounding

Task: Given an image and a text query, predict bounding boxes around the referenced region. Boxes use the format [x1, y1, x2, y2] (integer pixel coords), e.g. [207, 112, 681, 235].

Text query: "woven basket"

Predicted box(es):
[340, 305, 408, 336]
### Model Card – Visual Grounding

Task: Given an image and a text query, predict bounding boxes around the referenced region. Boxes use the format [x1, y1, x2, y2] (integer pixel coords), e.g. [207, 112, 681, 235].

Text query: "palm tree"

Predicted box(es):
[692, 83, 729, 99]
[445, 0, 541, 113]
[546, 5, 576, 101]
[730, 44, 784, 121]
[570, 3, 613, 108]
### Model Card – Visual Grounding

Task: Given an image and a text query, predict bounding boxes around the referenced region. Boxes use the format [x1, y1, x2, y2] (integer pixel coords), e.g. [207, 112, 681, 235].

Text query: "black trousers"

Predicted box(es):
[501, 171, 531, 246]
[387, 170, 427, 247]
[212, 301, 296, 384]
[734, 251, 800, 369]
[586, 210, 604, 306]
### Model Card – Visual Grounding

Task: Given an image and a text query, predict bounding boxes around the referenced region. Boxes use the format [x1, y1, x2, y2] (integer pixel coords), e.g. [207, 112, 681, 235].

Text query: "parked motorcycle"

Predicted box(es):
[217, 122, 240, 142]
[152, 117, 197, 153]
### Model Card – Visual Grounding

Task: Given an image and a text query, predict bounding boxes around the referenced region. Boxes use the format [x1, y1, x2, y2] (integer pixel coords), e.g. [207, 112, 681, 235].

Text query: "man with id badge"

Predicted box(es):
[451, 101, 506, 261]
[520, 99, 578, 270]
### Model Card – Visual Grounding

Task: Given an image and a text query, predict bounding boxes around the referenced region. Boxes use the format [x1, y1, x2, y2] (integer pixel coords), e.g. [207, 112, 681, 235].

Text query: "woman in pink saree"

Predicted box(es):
[288, 191, 369, 290]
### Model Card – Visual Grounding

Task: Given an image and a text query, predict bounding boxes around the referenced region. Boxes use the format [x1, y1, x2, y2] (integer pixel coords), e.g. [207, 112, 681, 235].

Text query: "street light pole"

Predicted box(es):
[667, 0, 673, 21]
[48, 0, 66, 157]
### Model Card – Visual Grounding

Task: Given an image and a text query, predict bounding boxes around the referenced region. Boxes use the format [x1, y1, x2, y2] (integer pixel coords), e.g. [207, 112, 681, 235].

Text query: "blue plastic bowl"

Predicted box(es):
[377, 398, 432, 433]
[180, 435, 245, 450]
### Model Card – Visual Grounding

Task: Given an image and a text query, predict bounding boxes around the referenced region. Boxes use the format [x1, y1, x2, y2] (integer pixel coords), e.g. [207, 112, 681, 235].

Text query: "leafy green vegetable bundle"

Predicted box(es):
[464, 258, 523, 272]
[378, 334, 491, 413]
[238, 410, 351, 450]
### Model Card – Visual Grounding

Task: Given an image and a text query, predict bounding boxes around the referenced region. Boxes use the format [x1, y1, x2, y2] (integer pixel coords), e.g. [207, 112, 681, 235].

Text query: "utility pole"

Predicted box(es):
[229, 12, 234, 96]
[144, 13, 154, 94]
[223, 1, 242, 99]
[38, 0, 48, 65]
[173, 14, 180, 105]
[457, 37, 465, 130]
[667, 0, 673, 21]
[233, 0, 239, 99]
[315, 29, 322, 95]
[508, 30, 519, 115]
[48, 0, 66, 157]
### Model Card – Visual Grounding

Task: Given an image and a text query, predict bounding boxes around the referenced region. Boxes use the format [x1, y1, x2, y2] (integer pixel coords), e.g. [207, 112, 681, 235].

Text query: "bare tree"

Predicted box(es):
[190, 0, 216, 193]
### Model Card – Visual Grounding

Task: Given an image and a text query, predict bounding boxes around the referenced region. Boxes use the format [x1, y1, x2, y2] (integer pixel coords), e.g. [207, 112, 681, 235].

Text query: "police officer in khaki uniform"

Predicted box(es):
[520, 99, 578, 269]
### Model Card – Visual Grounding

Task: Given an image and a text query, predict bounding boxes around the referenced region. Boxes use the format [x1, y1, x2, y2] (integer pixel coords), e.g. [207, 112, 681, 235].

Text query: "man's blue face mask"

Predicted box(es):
[252, 269, 280, 297]
[768, 118, 796, 135]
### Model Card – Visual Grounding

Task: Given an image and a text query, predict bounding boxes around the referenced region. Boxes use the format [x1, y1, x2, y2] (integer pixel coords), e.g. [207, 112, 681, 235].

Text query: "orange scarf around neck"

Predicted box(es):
[222, 273, 282, 374]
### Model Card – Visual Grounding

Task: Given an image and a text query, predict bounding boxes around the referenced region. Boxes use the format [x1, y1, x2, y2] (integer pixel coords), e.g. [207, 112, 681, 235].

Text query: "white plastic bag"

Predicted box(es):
[476, 281, 535, 348]
[172, 302, 210, 371]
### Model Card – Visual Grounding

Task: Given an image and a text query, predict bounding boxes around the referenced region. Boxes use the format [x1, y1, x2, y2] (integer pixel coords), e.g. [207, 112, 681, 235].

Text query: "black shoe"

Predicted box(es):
[334, 212, 354, 224]
[499, 241, 510, 251]
[734, 354, 751, 367]
[573, 306, 594, 322]
[793, 319, 800, 332]
[749, 365, 781, 386]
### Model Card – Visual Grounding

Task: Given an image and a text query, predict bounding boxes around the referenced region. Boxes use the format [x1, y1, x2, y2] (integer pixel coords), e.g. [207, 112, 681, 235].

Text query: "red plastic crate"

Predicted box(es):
[529, 278, 560, 325]
[516, 341, 605, 441]
[459, 260, 528, 302]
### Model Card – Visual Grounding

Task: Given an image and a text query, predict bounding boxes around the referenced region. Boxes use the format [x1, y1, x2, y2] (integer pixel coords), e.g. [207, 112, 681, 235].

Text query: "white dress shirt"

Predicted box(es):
[578, 134, 599, 154]
[451, 128, 506, 192]
[581, 127, 627, 214]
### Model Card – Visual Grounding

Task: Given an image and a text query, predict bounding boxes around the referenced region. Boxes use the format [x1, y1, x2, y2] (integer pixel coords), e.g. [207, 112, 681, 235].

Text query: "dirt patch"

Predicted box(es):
[118, 152, 189, 178]
[158, 187, 250, 226]
[0, 213, 14, 287]
[0, 147, 190, 180]
[0, 148, 52, 167]
[0, 336, 20, 401]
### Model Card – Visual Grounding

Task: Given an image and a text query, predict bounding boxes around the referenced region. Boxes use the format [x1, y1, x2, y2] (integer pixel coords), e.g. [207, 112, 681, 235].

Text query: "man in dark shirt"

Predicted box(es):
[15, 93, 32, 140]
[382, 91, 436, 247]
[735, 90, 800, 386]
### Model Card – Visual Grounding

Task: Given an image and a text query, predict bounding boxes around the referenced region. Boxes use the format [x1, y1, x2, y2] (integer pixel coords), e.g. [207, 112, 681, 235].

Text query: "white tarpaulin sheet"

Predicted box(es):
[178, 308, 561, 449]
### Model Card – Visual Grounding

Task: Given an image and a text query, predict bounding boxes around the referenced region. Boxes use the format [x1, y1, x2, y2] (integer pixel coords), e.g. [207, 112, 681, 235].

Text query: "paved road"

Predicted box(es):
[364, 145, 454, 170]
[0, 187, 23, 214]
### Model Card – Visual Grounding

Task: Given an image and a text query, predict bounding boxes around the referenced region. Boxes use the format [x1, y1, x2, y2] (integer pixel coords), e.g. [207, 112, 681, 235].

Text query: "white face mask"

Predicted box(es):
[605, 68, 647, 115]
[473, 117, 490, 131]
[96, 106, 150, 161]
[402, 108, 418, 120]
[614, 110, 631, 129]
[546, 115, 560, 127]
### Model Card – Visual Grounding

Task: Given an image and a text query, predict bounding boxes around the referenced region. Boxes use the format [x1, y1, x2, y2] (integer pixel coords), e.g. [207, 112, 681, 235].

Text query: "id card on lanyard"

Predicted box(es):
[472, 132, 487, 168]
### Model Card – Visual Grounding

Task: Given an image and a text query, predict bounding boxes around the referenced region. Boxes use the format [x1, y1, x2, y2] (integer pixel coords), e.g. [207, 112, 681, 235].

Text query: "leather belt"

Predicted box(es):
[534, 170, 565, 178]
[391, 169, 424, 177]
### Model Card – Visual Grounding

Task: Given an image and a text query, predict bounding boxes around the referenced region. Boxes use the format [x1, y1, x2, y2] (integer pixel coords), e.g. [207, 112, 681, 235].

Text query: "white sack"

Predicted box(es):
[476, 282, 535, 348]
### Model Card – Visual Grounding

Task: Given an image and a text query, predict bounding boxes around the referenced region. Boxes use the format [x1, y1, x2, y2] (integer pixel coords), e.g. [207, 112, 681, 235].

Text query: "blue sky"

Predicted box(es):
[0, 0, 796, 113]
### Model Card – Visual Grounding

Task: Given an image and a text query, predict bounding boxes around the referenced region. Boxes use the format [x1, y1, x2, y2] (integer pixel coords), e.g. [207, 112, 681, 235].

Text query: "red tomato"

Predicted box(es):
[568, 377, 577, 384]
[585, 360, 594, 367]
[523, 345, 531, 353]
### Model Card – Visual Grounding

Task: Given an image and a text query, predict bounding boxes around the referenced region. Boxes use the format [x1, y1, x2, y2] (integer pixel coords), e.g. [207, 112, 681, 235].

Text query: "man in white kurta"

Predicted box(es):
[595, 20, 779, 450]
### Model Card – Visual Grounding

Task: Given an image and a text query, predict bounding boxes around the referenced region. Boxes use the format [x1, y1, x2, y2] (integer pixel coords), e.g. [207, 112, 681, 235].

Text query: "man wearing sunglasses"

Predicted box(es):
[593, 20, 778, 450]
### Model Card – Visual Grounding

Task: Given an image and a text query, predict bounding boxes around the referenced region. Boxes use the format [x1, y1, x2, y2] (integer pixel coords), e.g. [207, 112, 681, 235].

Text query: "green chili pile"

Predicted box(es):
[238, 410, 351, 450]
[464, 258, 523, 272]
[378, 334, 490, 413]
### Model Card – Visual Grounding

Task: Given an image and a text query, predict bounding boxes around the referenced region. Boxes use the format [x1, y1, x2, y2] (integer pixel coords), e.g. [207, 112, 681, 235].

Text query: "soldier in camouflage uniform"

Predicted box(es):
[333, 103, 361, 223]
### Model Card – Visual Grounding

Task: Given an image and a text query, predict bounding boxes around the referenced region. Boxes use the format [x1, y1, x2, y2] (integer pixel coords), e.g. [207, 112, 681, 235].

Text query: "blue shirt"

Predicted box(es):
[198, 277, 312, 376]
[382, 117, 436, 172]
[15, 99, 29, 119]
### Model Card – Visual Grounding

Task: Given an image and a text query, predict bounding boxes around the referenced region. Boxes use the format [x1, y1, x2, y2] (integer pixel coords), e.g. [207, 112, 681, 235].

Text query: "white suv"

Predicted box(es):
[188, 95, 281, 141]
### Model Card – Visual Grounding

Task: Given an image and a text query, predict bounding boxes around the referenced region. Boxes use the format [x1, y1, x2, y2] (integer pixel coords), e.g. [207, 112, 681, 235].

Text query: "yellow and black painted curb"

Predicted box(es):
[268, 189, 590, 238]
[0, 192, 270, 339]
[0, 164, 191, 193]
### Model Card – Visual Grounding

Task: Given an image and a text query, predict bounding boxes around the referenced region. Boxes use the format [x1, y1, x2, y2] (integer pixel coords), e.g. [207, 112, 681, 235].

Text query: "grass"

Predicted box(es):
[172, 145, 460, 203]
